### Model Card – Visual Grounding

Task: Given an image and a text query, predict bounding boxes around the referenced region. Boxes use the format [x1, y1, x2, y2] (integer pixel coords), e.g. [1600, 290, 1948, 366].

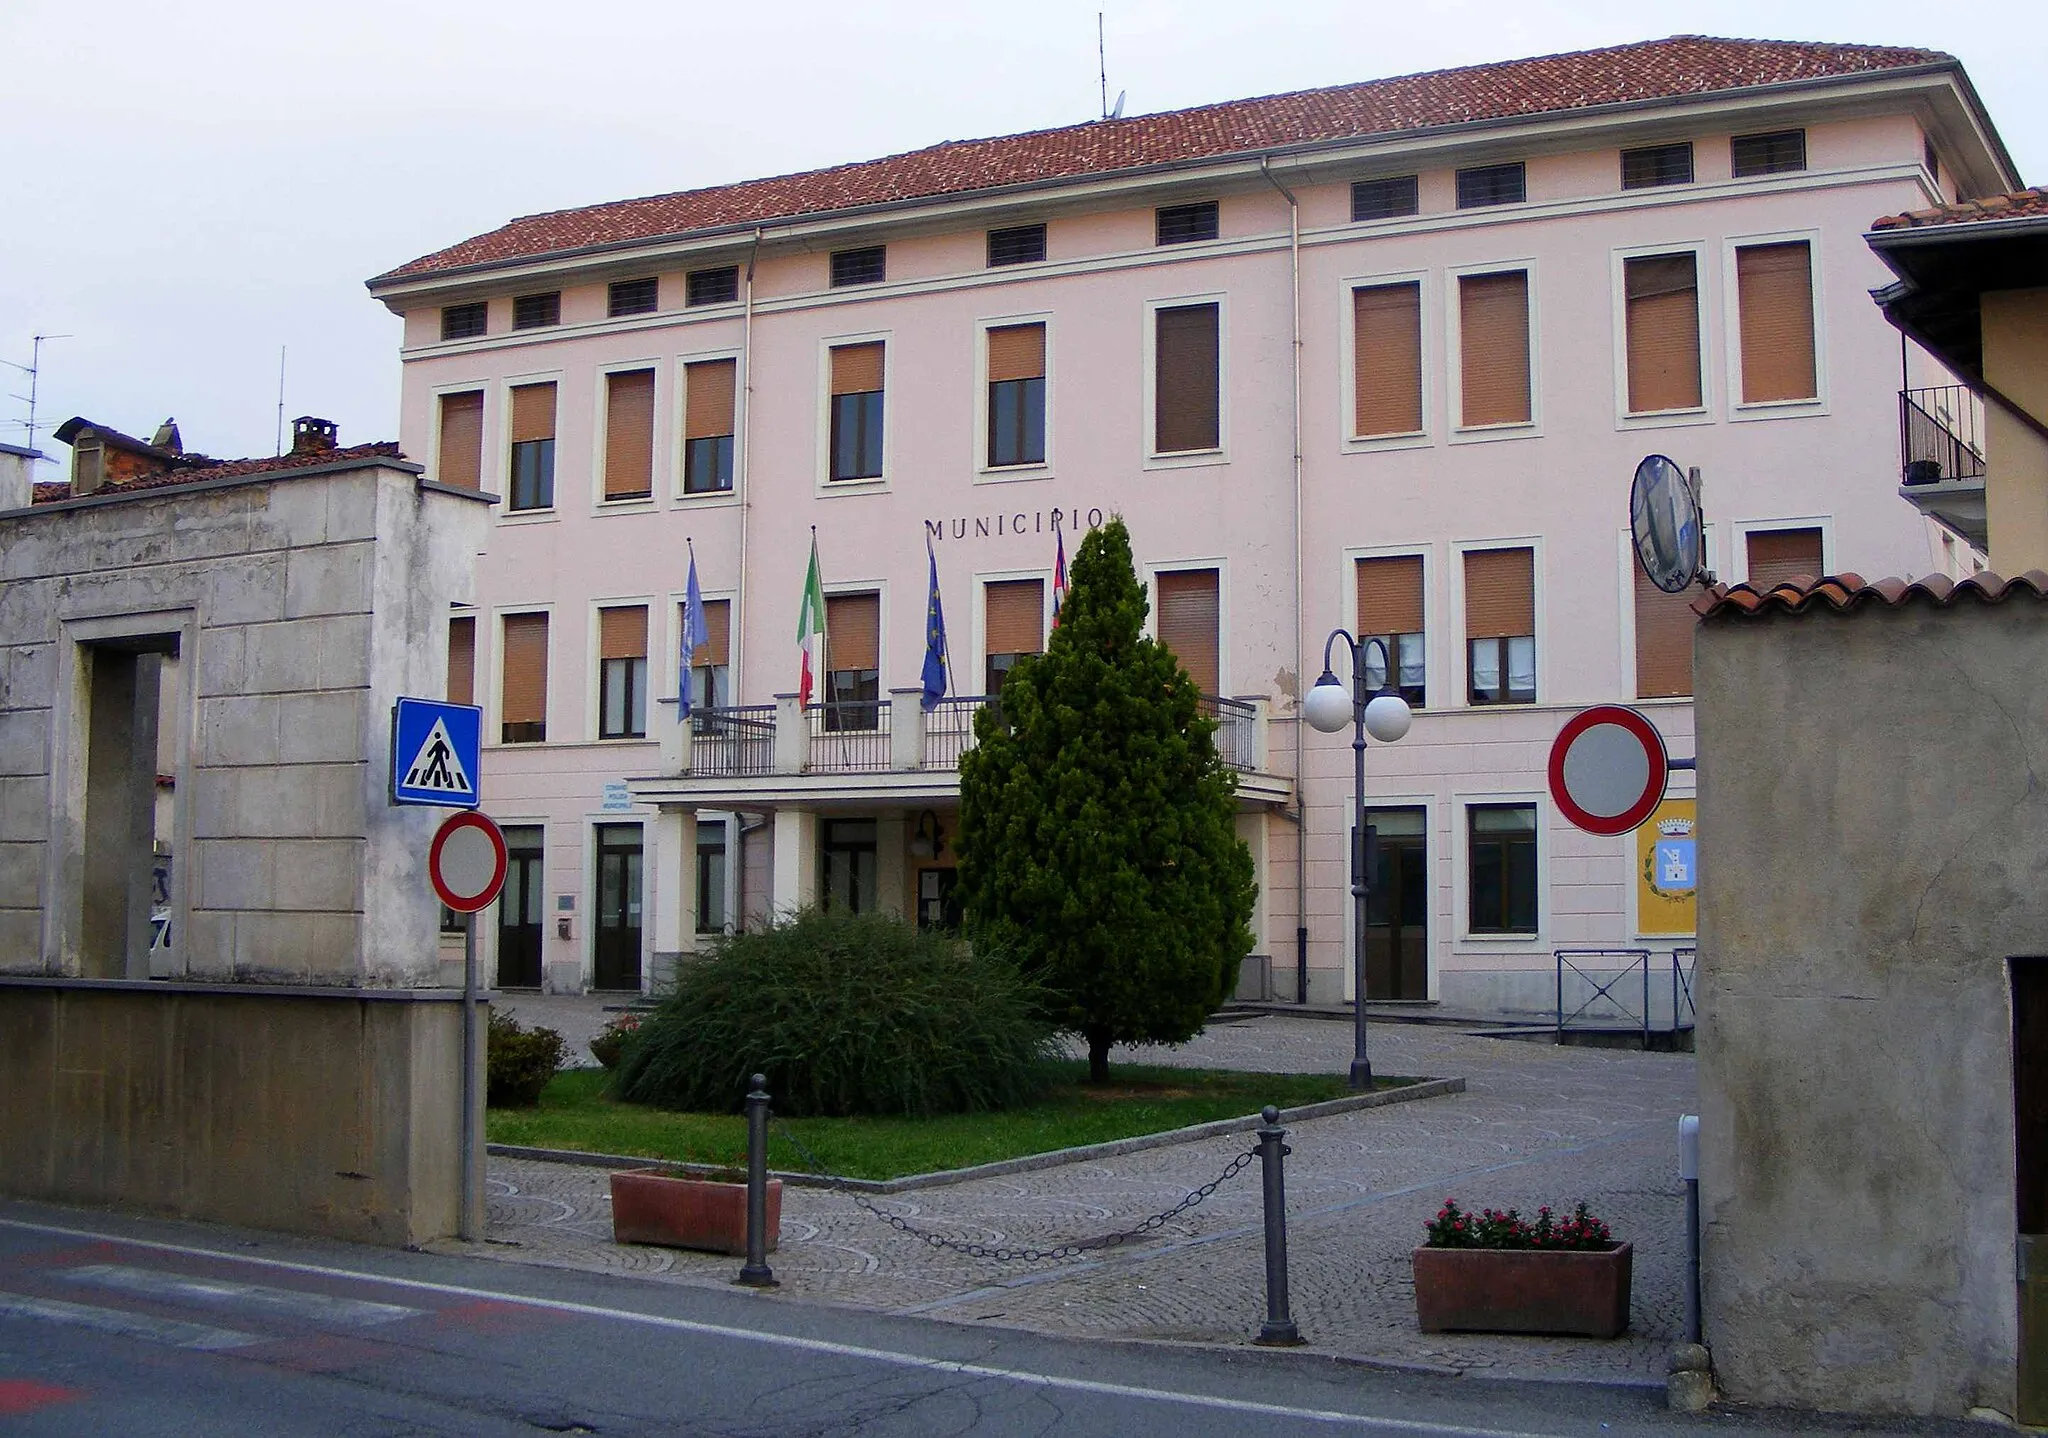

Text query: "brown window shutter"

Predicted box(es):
[1463, 548, 1535, 638]
[1736, 242, 1817, 403]
[1624, 254, 1702, 413]
[599, 605, 648, 661]
[1155, 303, 1220, 453]
[1356, 556, 1425, 635]
[685, 358, 737, 439]
[437, 391, 484, 489]
[987, 324, 1046, 383]
[1156, 569, 1221, 694]
[509, 382, 557, 442]
[983, 579, 1045, 657]
[830, 343, 885, 396]
[1458, 272, 1532, 426]
[690, 598, 731, 665]
[1633, 564, 1694, 698]
[1352, 283, 1423, 436]
[603, 370, 655, 498]
[1745, 528, 1823, 590]
[447, 616, 475, 706]
[501, 613, 550, 726]
[825, 593, 880, 670]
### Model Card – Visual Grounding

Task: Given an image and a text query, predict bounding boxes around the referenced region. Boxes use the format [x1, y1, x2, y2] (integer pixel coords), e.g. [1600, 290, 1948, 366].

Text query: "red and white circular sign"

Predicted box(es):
[1547, 706, 1669, 837]
[430, 811, 508, 913]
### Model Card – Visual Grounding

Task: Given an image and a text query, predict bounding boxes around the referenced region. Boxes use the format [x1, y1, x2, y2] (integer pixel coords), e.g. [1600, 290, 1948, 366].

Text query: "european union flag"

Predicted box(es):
[921, 537, 949, 711]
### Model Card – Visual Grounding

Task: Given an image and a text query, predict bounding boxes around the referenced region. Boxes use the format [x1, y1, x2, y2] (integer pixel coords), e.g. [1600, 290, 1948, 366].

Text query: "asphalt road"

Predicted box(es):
[0, 1202, 1983, 1437]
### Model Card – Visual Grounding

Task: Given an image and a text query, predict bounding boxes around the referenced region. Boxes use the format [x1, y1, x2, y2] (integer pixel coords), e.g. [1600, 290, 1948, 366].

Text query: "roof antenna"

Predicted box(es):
[274, 346, 287, 456]
[1098, 13, 1109, 120]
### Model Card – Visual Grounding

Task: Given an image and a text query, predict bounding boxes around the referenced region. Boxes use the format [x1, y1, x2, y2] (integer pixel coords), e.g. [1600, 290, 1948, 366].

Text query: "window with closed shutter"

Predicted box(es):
[687, 266, 739, 307]
[1351, 176, 1418, 221]
[1464, 548, 1535, 705]
[508, 382, 556, 510]
[1356, 555, 1426, 705]
[437, 391, 484, 490]
[1154, 303, 1220, 454]
[830, 344, 885, 481]
[1736, 242, 1817, 404]
[1353, 283, 1423, 437]
[603, 370, 655, 500]
[1731, 129, 1805, 177]
[1624, 254, 1702, 414]
[1458, 272, 1531, 427]
[684, 358, 737, 494]
[447, 616, 475, 706]
[1745, 528, 1823, 591]
[685, 598, 731, 711]
[607, 277, 658, 317]
[987, 324, 1047, 467]
[501, 613, 549, 743]
[983, 579, 1044, 694]
[598, 606, 649, 739]
[1156, 569, 1220, 695]
[824, 592, 880, 730]
[1633, 562, 1695, 698]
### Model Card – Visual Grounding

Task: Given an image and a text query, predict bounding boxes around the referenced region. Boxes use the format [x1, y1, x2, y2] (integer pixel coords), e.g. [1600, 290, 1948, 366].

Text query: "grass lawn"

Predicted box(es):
[487, 1061, 1410, 1181]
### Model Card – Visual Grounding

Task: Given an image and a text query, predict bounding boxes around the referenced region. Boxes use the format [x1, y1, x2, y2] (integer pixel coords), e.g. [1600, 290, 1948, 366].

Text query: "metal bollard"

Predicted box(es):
[1679, 1113, 1701, 1343]
[735, 1074, 778, 1288]
[1253, 1105, 1304, 1346]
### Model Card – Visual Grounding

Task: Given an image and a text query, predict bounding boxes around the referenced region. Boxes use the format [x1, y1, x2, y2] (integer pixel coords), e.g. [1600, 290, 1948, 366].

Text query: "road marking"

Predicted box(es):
[1, 1218, 1567, 1436]
[0, 1379, 83, 1417]
[0, 1291, 261, 1351]
[60, 1264, 423, 1327]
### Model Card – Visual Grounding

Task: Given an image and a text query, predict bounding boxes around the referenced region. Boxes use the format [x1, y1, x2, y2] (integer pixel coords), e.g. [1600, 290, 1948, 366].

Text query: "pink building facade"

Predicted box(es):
[369, 37, 2015, 1014]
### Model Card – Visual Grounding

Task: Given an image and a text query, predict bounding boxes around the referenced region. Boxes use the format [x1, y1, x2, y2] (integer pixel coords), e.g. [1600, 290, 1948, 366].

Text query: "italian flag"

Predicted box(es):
[796, 532, 828, 707]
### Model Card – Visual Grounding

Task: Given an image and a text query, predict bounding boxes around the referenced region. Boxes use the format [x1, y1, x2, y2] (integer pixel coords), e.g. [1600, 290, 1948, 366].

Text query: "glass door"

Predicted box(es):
[495, 826, 545, 988]
[593, 824, 643, 991]
[1364, 807, 1428, 1001]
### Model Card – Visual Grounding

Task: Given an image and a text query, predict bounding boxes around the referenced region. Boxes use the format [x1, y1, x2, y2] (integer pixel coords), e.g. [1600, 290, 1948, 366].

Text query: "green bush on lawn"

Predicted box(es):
[487, 1009, 567, 1107]
[613, 908, 1056, 1118]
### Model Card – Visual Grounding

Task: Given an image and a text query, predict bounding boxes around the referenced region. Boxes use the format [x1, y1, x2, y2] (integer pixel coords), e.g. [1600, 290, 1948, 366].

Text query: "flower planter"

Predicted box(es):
[609, 1170, 781, 1256]
[1412, 1243, 1632, 1338]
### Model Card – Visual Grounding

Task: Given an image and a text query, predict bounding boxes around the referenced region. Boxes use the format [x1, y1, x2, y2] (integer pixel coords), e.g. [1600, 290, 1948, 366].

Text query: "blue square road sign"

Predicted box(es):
[391, 698, 483, 808]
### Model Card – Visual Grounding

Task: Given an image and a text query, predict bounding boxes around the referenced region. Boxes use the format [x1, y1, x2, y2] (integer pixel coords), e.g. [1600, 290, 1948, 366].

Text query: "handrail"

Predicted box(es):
[1199, 694, 1257, 773]
[1899, 385, 1986, 485]
[690, 705, 776, 777]
[1554, 947, 1696, 1045]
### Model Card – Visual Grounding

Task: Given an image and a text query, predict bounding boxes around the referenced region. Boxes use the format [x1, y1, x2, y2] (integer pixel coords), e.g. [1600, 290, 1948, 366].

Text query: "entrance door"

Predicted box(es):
[594, 824, 643, 991]
[2016, 959, 2048, 1425]
[1364, 807, 1428, 1001]
[820, 819, 878, 914]
[496, 826, 544, 988]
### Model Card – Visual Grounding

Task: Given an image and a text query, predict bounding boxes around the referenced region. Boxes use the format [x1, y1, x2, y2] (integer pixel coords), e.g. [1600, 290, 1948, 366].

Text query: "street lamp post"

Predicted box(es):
[1304, 630, 1412, 1089]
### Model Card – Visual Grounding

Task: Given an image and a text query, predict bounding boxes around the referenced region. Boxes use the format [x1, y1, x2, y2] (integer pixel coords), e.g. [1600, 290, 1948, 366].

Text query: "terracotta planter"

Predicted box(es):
[1412, 1242, 1632, 1338]
[609, 1170, 781, 1255]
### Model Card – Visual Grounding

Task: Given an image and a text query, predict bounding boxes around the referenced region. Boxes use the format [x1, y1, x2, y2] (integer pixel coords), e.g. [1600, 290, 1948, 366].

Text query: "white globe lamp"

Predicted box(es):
[1364, 693, 1413, 744]
[1302, 676, 1353, 734]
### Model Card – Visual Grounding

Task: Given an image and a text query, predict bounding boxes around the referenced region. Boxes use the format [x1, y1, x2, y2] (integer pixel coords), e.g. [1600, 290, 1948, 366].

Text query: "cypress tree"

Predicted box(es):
[956, 518, 1255, 1082]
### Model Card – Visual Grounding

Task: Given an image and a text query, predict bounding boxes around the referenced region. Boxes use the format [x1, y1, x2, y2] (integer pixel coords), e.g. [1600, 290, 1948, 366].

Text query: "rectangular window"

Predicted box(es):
[683, 358, 737, 494]
[508, 382, 556, 510]
[820, 819, 878, 914]
[1745, 527, 1823, 590]
[1351, 176, 1419, 221]
[1356, 556, 1426, 706]
[512, 292, 560, 329]
[1155, 568, 1220, 695]
[1621, 142, 1694, 189]
[696, 818, 727, 934]
[986, 323, 1047, 468]
[440, 302, 487, 341]
[687, 266, 740, 307]
[1736, 241, 1817, 404]
[501, 613, 549, 743]
[1633, 561, 1695, 699]
[685, 598, 731, 712]
[603, 369, 656, 500]
[1464, 547, 1535, 705]
[1153, 302, 1220, 454]
[436, 390, 484, 490]
[1456, 163, 1525, 208]
[983, 578, 1044, 694]
[829, 343, 885, 481]
[1468, 804, 1538, 934]
[1156, 201, 1220, 246]
[598, 605, 648, 739]
[447, 616, 475, 706]
[1731, 129, 1806, 177]
[987, 224, 1047, 267]
[824, 592, 880, 730]
[830, 246, 886, 288]
[608, 277, 659, 317]
[1624, 253, 1702, 413]
[1352, 282, 1423, 437]
[1458, 271, 1531, 427]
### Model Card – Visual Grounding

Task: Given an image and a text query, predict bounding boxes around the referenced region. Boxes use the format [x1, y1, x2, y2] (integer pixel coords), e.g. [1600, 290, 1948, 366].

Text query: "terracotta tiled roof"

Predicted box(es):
[1871, 187, 2048, 230]
[1694, 570, 2048, 618]
[30, 481, 68, 504]
[33, 441, 406, 504]
[376, 35, 1948, 283]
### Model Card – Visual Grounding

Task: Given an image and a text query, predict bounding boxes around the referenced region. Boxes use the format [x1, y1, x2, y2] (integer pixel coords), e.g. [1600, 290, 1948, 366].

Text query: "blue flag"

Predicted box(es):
[921, 537, 949, 712]
[679, 545, 707, 721]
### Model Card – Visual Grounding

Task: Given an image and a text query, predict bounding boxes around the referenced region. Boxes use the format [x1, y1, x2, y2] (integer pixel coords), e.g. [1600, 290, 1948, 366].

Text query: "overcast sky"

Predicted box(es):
[5, 0, 2042, 470]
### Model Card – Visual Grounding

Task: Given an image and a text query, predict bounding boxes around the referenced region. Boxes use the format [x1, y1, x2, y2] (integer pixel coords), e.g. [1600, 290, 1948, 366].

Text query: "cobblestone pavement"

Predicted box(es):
[469, 1012, 1694, 1385]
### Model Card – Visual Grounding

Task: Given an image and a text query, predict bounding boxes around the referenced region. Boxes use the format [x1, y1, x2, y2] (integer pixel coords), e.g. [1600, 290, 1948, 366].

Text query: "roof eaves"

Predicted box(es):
[1695, 570, 2048, 619]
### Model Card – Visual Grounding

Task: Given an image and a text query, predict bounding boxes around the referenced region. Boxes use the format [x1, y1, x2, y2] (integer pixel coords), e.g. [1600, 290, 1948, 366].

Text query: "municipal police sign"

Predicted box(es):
[391, 698, 482, 808]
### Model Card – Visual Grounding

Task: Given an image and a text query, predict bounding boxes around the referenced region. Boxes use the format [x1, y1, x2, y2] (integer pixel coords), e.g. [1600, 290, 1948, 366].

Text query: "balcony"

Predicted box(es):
[1898, 385, 1987, 552]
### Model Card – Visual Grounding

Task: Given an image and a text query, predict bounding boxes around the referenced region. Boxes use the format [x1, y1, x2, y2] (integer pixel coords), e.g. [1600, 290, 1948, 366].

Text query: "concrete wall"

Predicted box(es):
[1695, 593, 2048, 1417]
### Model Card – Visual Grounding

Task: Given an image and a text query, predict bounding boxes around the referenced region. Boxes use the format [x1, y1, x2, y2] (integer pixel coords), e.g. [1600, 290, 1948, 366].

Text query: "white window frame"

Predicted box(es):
[666, 586, 740, 712]
[1721, 228, 1829, 421]
[591, 358, 663, 515]
[1450, 537, 1543, 709]
[1610, 241, 1714, 429]
[1446, 260, 1541, 443]
[1341, 542, 1434, 708]
[674, 345, 745, 506]
[428, 379, 494, 503]
[590, 596, 656, 743]
[1339, 269, 1433, 452]
[1727, 516, 1832, 587]
[820, 581, 889, 697]
[972, 567, 1054, 694]
[816, 331, 892, 493]
[1143, 294, 1229, 470]
[974, 312, 1055, 482]
[498, 368, 567, 521]
[492, 602, 556, 748]
[1142, 557, 1229, 695]
[1452, 792, 1548, 949]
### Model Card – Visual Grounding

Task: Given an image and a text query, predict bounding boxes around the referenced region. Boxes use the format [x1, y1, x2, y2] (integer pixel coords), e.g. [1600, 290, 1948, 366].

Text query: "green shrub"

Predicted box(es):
[613, 908, 1057, 1117]
[487, 1009, 567, 1107]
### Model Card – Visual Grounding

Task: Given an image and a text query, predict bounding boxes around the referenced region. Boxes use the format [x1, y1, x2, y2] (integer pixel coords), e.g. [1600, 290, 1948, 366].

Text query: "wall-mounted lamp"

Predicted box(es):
[909, 810, 946, 860]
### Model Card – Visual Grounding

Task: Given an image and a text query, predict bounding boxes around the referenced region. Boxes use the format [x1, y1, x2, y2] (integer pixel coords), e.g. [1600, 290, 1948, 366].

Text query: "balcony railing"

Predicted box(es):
[922, 695, 992, 770]
[805, 700, 891, 772]
[689, 704, 776, 777]
[1900, 385, 1986, 486]
[1200, 695, 1258, 772]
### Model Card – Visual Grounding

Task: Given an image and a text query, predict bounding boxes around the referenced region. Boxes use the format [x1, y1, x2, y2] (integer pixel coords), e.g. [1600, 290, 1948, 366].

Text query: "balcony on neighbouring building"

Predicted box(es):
[1898, 384, 1988, 552]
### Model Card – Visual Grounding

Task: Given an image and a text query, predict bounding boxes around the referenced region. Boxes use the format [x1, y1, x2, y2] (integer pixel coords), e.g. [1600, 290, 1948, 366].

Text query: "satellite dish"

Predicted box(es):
[1630, 454, 1703, 594]
[1111, 90, 1126, 119]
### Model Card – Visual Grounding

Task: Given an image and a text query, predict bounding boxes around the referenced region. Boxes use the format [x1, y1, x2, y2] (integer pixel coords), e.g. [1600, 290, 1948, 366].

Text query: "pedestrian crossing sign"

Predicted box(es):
[391, 697, 482, 808]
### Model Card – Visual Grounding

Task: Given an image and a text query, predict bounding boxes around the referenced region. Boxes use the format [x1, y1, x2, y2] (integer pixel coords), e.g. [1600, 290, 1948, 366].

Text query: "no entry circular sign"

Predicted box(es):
[1548, 706, 1669, 837]
[430, 811, 508, 913]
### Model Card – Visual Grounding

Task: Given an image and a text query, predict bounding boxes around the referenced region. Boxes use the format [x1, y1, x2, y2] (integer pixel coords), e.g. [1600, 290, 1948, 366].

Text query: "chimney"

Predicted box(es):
[151, 418, 183, 454]
[70, 432, 107, 496]
[0, 444, 38, 510]
[291, 416, 338, 456]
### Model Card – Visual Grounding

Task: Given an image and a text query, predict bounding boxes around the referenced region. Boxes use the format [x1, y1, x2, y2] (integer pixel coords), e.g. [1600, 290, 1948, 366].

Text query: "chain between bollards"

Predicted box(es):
[735, 1073, 778, 1288]
[1253, 1104, 1304, 1346]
